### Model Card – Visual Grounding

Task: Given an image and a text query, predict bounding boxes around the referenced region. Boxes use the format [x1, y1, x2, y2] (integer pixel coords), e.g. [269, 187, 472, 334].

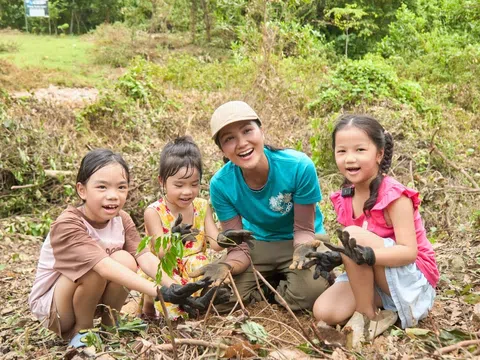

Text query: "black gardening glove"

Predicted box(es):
[217, 229, 255, 249]
[156, 277, 212, 305]
[324, 229, 376, 266]
[289, 240, 322, 270]
[188, 262, 232, 286]
[171, 213, 199, 244]
[179, 286, 232, 317]
[303, 251, 343, 280]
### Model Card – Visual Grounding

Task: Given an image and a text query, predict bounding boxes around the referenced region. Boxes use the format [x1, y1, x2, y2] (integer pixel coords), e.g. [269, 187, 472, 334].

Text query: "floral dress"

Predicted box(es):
[141, 197, 210, 320]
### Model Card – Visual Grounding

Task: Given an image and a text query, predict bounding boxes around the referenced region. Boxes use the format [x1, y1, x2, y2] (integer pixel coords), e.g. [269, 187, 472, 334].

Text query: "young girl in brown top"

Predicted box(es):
[29, 149, 222, 348]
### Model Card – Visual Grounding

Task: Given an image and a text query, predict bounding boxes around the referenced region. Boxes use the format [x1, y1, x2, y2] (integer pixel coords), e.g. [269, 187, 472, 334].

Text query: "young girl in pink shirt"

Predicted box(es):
[29, 149, 221, 348]
[307, 115, 438, 346]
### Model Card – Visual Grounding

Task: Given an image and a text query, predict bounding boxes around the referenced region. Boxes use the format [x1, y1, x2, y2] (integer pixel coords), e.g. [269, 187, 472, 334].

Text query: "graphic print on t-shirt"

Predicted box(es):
[269, 192, 293, 215]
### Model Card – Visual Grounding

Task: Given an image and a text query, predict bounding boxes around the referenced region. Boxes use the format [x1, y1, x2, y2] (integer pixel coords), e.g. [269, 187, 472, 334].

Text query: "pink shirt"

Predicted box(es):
[330, 176, 439, 288]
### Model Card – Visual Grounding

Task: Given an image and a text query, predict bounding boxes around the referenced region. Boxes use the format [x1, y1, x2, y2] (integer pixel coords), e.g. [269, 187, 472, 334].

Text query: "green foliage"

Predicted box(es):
[117, 57, 163, 105]
[275, 21, 331, 59]
[240, 321, 268, 344]
[308, 116, 337, 175]
[324, 4, 377, 58]
[308, 55, 424, 113]
[5, 213, 53, 237]
[137, 232, 184, 284]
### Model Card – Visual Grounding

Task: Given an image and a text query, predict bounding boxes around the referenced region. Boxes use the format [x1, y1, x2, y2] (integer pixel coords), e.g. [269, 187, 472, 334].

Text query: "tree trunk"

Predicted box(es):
[190, 0, 197, 43]
[70, 9, 74, 34]
[200, 0, 211, 43]
[345, 27, 349, 58]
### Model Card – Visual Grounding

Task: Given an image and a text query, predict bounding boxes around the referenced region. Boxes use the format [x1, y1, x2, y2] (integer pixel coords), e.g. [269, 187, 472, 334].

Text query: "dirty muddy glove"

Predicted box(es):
[179, 303, 199, 318]
[180, 286, 232, 318]
[324, 230, 376, 266]
[196, 286, 232, 310]
[289, 240, 322, 270]
[303, 251, 343, 280]
[156, 277, 212, 304]
[171, 213, 199, 244]
[217, 229, 255, 249]
[188, 262, 232, 286]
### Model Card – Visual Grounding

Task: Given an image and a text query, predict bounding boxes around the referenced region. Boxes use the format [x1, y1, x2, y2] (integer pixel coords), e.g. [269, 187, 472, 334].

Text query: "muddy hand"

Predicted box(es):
[303, 251, 343, 280]
[171, 213, 199, 244]
[188, 262, 232, 286]
[323, 229, 376, 266]
[217, 229, 255, 249]
[289, 240, 322, 270]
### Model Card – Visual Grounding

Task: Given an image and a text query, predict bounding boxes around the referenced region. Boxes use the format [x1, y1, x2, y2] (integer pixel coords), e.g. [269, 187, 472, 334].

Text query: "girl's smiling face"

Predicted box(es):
[334, 126, 384, 187]
[162, 166, 200, 211]
[217, 120, 266, 170]
[76, 163, 129, 225]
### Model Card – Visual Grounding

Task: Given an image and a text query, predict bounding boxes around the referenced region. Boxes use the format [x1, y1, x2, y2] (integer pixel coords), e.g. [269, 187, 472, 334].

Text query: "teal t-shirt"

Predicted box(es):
[210, 148, 325, 241]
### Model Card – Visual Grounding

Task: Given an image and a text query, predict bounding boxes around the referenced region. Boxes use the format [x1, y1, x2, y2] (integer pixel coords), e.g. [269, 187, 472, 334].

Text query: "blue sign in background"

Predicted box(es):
[24, 0, 49, 17]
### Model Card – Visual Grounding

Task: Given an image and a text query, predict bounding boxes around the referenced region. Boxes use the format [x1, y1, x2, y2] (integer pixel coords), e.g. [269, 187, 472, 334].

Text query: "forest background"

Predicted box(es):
[0, 0, 479, 358]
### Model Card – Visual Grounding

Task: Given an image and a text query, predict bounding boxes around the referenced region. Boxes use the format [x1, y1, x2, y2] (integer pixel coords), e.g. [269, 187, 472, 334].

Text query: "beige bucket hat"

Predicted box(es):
[210, 101, 261, 139]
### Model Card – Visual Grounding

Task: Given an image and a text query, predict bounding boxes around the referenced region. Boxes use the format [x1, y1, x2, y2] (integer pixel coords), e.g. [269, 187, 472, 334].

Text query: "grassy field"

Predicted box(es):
[0, 32, 112, 89]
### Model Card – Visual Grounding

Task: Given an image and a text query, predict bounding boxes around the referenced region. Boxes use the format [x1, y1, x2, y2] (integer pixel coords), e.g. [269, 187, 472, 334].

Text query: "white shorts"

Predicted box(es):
[335, 237, 435, 328]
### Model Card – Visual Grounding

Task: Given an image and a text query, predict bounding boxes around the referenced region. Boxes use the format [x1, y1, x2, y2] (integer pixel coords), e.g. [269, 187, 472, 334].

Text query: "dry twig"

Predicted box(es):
[430, 145, 479, 189]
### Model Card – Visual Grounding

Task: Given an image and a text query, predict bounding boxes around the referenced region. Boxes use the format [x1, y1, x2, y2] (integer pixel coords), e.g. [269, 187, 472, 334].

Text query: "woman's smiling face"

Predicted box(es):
[217, 120, 266, 170]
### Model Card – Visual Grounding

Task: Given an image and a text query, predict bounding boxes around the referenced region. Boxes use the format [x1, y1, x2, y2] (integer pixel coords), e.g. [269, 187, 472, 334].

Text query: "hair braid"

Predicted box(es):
[381, 132, 394, 175]
[363, 131, 394, 215]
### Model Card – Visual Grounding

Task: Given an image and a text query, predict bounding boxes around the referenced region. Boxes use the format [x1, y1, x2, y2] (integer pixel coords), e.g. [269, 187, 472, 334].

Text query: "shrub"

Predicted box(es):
[308, 55, 424, 113]
[116, 57, 164, 105]
[0, 40, 19, 53]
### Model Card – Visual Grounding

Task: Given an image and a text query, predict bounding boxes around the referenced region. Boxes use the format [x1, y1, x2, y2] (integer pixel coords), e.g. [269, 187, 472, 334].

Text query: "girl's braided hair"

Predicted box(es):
[332, 114, 394, 216]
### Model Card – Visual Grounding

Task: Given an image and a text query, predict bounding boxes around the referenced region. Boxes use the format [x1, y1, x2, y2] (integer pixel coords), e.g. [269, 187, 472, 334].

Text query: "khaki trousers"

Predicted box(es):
[217, 239, 329, 313]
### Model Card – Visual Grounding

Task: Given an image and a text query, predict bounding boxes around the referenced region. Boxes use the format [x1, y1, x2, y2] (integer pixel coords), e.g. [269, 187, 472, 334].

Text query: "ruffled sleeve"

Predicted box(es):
[372, 177, 421, 212]
[330, 190, 348, 226]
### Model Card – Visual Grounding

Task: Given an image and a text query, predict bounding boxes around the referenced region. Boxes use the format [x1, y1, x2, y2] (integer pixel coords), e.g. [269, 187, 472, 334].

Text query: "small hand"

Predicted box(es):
[217, 229, 255, 249]
[323, 229, 376, 266]
[188, 262, 232, 286]
[303, 251, 343, 280]
[171, 213, 199, 244]
[156, 277, 212, 304]
[289, 240, 322, 270]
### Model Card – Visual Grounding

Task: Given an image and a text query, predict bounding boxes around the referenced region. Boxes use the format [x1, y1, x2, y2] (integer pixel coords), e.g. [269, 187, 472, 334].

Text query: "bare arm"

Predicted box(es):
[373, 196, 418, 267]
[93, 256, 160, 298]
[204, 205, 223, 252]
[220, 215, 251, 275]
[144, 207, 169, 258]
[136, 251, 176, 286]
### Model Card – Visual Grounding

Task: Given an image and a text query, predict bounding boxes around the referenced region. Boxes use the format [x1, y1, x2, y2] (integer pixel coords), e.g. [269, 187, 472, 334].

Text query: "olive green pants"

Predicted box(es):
[216, 239, 329, 313]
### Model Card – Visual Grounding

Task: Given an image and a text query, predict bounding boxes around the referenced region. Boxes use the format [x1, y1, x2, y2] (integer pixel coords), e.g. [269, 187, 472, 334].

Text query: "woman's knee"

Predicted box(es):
[110, 250, 138, 272]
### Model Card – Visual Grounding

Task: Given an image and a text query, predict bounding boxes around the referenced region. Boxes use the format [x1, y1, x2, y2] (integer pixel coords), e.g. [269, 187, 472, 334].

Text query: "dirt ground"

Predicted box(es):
[0, 87, 479, 359]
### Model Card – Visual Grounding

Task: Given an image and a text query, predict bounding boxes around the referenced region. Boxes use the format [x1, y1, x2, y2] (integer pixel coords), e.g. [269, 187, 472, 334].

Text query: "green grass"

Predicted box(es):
[0, 33, 113, 88]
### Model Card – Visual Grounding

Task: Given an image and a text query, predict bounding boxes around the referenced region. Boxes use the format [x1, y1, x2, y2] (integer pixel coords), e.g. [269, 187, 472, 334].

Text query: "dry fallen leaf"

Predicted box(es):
[223, 340, 260, 358]
[315, 320, 346, 347]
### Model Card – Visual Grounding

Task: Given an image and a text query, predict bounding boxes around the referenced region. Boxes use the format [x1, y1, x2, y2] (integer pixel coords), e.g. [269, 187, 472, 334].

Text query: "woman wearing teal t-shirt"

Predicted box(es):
[188, 101, 329, 312]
